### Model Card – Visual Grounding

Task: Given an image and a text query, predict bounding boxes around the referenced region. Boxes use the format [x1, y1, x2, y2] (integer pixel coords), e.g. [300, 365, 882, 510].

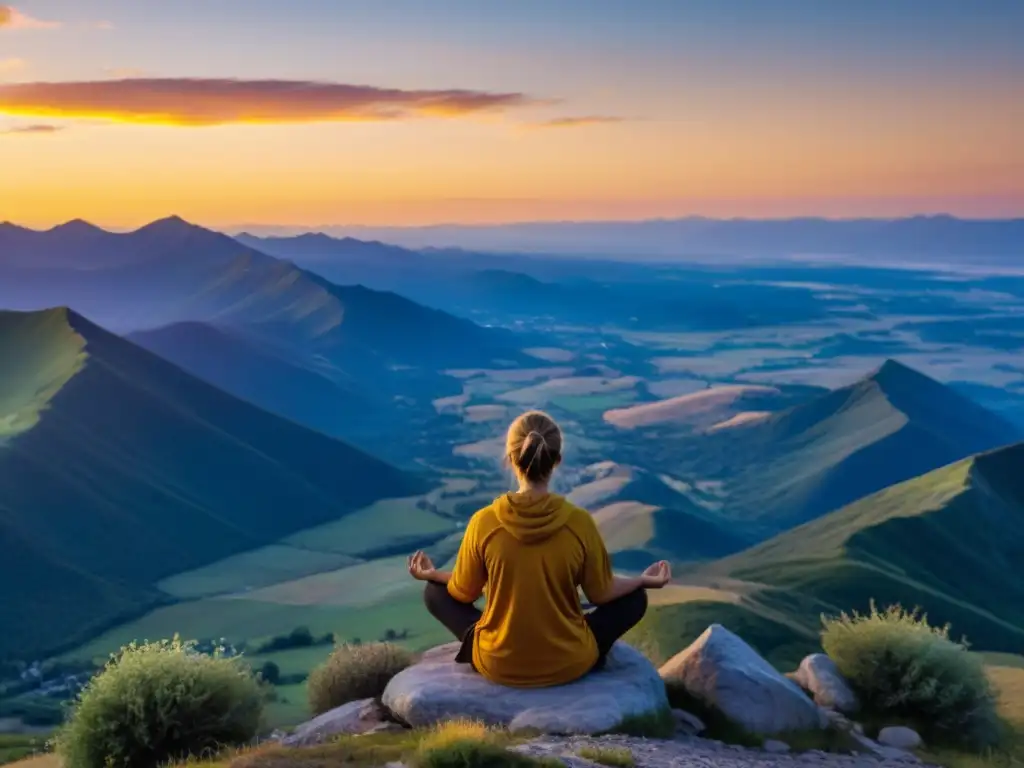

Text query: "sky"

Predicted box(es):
[1, 0, 1023, 229]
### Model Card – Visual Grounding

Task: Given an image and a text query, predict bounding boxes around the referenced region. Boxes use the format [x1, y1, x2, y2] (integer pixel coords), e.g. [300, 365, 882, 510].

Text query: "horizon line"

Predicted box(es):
[5, 211, 1024, 236]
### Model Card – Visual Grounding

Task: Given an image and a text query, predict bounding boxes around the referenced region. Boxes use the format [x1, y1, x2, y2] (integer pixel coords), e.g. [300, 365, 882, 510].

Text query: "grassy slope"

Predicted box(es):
[675, 360, 1021, 536]
[698, 443, 1024, 656]
[0, 308, 429, 660]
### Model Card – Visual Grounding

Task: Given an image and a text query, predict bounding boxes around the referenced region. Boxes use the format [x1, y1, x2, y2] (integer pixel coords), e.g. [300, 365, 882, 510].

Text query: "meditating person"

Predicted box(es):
[407, 409, 671, 688]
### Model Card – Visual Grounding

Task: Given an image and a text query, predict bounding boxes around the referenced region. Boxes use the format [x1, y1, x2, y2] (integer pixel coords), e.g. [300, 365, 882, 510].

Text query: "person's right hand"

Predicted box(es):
[641, 560, 671, 589]
[407, 550, 437, 582]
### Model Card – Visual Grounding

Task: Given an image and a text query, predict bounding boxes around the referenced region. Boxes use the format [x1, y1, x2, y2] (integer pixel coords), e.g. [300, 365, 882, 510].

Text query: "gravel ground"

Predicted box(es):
[512, 733, 930, 768]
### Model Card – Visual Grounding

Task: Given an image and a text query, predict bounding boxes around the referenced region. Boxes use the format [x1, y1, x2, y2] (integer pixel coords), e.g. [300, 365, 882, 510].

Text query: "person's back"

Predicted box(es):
[408, 409, 671, 688]
[449, 493, 608, 686]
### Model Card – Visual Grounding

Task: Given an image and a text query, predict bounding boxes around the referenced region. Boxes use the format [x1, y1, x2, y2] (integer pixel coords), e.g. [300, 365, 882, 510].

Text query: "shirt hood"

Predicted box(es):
[494, 492, 572, 544]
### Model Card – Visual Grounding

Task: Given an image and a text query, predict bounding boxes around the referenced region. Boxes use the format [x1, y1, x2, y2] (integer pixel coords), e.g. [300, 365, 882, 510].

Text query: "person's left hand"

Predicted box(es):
[407, 550, 437, 582]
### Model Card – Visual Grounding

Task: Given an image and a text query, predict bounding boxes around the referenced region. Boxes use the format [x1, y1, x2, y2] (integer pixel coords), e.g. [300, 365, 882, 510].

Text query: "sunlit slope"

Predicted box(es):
[0, 308, 86, 442]
[709, 442, 1024, 651]
[0, 308, 428, 660]
[682, 360, 1021, 533]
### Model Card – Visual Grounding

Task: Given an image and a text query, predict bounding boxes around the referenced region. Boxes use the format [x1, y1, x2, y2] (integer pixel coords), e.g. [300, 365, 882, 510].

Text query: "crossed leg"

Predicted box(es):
[423, 581, 647, 670]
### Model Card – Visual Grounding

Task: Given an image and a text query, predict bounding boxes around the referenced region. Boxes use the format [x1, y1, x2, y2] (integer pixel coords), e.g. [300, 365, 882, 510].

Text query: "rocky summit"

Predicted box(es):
[382, 641, 669, 734]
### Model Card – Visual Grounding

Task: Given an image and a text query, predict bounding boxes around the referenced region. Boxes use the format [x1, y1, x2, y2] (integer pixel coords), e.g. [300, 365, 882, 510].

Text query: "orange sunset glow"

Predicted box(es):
[1, 1, 1022, 228]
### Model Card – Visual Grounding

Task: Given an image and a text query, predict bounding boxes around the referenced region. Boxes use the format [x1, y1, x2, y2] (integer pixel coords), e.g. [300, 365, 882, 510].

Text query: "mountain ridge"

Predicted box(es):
[704, 440, 1024, 652]
[660, 359, 1021, 535]
[0, 306, 430, 660]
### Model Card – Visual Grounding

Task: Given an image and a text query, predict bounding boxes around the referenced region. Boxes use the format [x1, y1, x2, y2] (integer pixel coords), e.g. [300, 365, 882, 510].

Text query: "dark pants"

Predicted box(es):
[423, 582, 648, 670]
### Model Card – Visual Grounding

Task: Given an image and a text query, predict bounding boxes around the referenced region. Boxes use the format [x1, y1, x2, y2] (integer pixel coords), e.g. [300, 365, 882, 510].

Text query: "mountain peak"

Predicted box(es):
[48, 218, 105, 236]
[134, 215, 199, 236]
[868, 359, 936, 390]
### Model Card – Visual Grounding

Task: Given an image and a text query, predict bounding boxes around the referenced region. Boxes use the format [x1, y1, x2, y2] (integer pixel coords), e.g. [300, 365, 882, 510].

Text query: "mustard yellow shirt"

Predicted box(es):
[446, 492, 614, 687]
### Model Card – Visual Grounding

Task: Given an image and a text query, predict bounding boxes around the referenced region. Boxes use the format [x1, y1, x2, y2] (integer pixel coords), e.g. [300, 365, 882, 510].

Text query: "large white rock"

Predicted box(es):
[792, 653, 859, 713]
[282, 698, 385, 747]
[659, 624, 826, 735]
[382, 641, 668, 734]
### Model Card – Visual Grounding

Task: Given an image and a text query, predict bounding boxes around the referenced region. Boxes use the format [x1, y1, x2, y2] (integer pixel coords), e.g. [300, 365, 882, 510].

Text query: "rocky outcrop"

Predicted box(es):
[381, 641, 669, 734]
[281, 698, 389, 746]
[659, 624, 826, 734]
[792, 654, 859, 713]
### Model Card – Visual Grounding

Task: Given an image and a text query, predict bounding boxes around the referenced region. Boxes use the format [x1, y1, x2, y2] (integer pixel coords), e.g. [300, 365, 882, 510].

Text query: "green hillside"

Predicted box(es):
[703, 442, 1024, 654]
[666, 360, 1021, 536]
[0, 308, 430, 661]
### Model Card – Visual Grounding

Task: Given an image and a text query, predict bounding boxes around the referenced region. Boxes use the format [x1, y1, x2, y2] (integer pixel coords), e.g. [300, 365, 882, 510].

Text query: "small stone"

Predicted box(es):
[878, 726, 923, 750]
[763, 739, 792, 754]
[672, 708, 706, 734]
[792, 654, 859, 714]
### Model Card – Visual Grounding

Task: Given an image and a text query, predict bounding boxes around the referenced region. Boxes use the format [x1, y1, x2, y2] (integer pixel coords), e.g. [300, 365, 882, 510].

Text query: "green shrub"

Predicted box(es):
[307, 642, 412, 716]
[822, 602, 999, 748]
[56, 637, 264, 768]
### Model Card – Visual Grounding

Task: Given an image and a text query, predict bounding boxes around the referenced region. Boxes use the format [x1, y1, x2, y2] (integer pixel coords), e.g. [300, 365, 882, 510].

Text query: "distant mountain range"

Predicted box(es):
[0, 217, 530, 450]
[233, 215, 1024, 262]
[237, 232, 835, 331]
[0, 308, 428, 661]
[0, 217, 520, 365]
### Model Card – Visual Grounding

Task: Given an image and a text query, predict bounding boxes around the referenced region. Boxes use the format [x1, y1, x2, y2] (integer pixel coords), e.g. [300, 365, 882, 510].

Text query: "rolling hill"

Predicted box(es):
[0, 308, 430, 661]
[663, 360, 1021, 535]
[563, 462, 750, 566]
[603, 384, 782, 431]
[702, 441, 1024, 655]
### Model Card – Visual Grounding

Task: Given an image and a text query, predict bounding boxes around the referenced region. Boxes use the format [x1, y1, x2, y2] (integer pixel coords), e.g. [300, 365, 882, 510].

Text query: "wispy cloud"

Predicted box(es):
[1, 123, 64, 134]
[0, 77, 540, 126]
[0, 5, 61, 29]
[0, 57, 25, 74]
[529, 115, 626, 129]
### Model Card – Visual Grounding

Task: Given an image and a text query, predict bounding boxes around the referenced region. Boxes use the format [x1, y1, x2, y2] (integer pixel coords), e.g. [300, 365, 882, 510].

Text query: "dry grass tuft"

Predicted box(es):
[577, 746, 635, 767]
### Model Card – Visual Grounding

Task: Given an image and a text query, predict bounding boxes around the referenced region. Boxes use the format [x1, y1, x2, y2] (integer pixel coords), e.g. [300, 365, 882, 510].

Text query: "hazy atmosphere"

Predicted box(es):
[2, 4, 1023, 768]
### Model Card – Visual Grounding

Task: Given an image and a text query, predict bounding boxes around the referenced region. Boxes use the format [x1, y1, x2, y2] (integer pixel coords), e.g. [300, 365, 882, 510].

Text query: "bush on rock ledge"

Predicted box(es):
[822, 602, 999, 748]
